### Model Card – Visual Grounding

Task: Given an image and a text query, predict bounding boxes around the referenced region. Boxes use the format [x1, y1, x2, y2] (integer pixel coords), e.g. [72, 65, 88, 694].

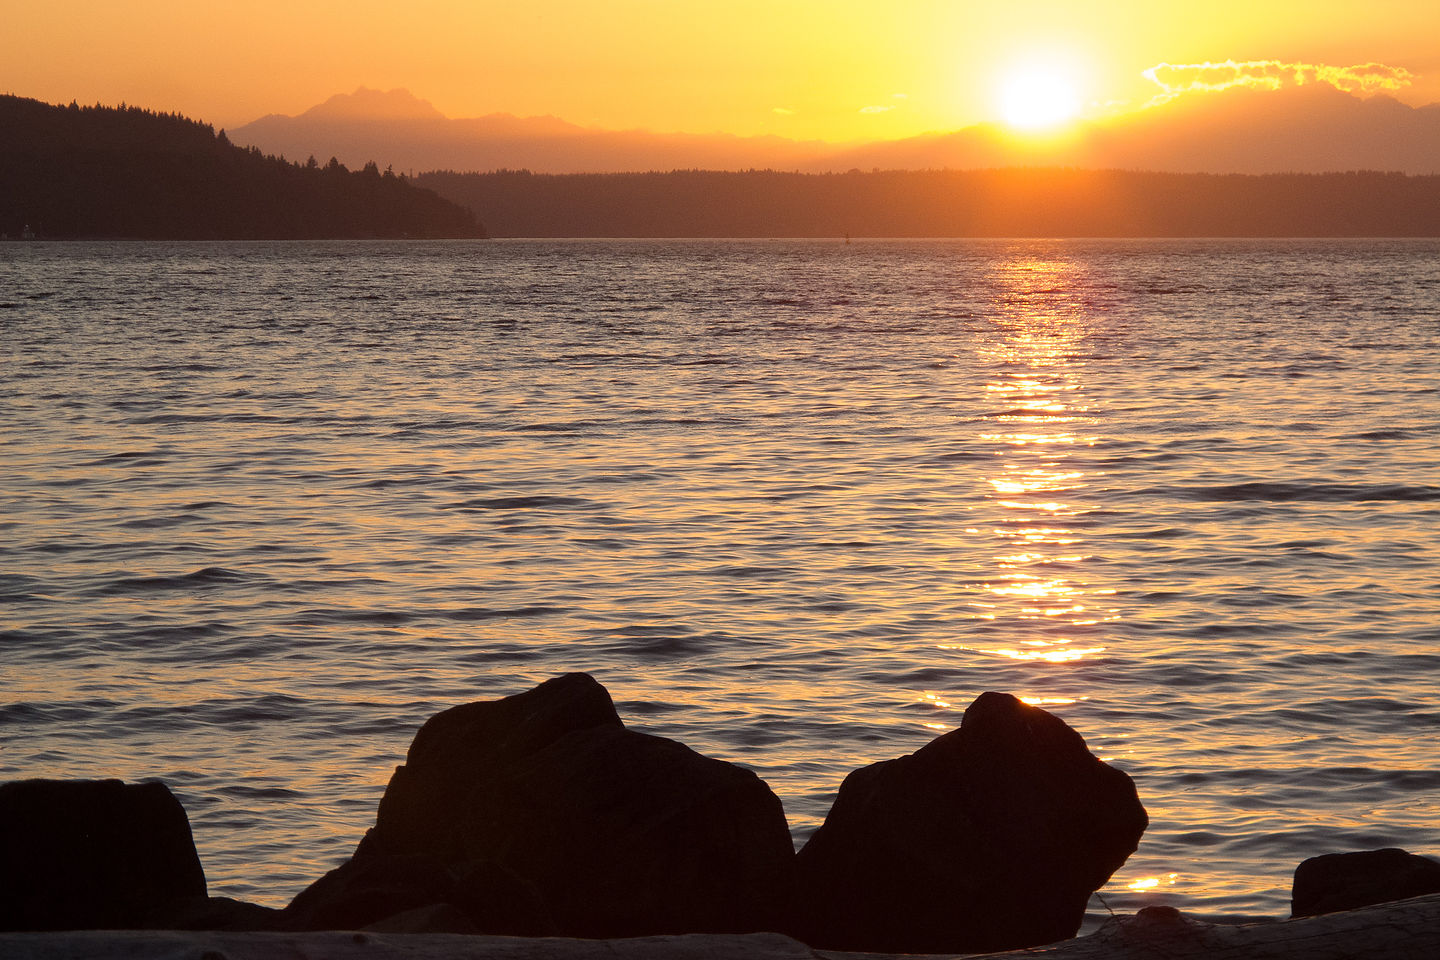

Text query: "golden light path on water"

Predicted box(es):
[936, 252, 1114, 677]
[931, 253, 1171, 898]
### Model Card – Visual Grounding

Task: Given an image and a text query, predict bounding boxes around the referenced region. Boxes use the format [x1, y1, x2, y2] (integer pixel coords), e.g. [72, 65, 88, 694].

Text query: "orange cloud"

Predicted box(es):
[1143, 60, 1415, 98]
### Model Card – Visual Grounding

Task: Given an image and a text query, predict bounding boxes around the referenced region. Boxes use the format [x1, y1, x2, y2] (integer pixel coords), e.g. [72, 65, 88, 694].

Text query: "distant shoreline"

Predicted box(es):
[417, 168, 1440, 239]
[7, 233, 1440, 243]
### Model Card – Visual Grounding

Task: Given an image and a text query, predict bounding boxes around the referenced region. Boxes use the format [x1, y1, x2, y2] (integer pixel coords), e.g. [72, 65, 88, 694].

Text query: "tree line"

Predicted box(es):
[417, 167, 1440, 238]
[1, 96, 483, 239]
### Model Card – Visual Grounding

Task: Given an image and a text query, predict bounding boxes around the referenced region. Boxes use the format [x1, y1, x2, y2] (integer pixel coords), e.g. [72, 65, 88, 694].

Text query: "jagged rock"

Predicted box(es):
[294, 674, 794, 938]
[0, 778, 207, 931]
[792, 691, 1147, 953]
[1292, 847, 1440, 917]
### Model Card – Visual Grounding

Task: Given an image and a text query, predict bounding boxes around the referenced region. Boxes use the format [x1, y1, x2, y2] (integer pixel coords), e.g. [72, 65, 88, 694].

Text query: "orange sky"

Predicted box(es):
[7, 1, 1440, 138]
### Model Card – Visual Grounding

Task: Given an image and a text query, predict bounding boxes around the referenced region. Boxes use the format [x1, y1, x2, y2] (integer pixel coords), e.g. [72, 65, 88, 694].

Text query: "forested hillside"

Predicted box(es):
[1, 96, 483, 239]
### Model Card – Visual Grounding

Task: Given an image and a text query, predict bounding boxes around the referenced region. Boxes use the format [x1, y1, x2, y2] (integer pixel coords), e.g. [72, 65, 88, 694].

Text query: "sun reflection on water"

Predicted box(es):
[970, 254, 1116, 673]
[1127, 873, 1181, 892]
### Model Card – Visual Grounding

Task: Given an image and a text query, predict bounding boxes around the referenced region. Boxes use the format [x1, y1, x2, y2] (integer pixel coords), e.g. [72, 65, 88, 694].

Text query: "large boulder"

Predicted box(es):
[792, 692, 1147, 953]
[359, 672, 624, 860]
[0, 778, 207, 930]
[1292, 848, 1440, 917]
[454, 722, 794, 937]
[290, 673, 795, 937]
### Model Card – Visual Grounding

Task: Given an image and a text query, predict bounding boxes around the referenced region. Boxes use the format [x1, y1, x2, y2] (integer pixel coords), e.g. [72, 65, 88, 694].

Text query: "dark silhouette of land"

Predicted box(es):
[0, 96, 484, 239]
[9, 93, 1439, 240]
[419, 167, 1440, 237]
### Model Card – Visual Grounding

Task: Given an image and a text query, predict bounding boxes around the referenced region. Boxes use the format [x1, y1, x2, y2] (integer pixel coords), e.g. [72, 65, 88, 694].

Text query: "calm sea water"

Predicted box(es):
[2, 238, 1438, 927]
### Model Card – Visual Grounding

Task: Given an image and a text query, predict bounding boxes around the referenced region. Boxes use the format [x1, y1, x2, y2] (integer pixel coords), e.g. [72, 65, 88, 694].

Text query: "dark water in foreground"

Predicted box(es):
[2, 238, 1438, 925]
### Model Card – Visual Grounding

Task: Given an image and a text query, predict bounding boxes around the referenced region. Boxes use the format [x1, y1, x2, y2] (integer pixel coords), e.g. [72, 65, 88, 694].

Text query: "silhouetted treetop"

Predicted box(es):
[1, 95, 484, 239]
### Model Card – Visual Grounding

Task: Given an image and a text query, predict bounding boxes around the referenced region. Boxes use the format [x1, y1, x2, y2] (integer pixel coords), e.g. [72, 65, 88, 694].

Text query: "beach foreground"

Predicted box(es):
[4, 893, 1440, 960]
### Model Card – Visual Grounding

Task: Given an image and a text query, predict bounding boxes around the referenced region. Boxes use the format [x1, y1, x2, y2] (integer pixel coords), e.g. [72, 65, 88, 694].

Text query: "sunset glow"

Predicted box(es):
[3, 2, 1437, 141]
[997, 66, 1083, 130]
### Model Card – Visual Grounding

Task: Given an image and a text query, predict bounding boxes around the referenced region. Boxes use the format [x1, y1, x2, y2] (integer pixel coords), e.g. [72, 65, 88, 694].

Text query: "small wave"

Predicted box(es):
[446, 495, 594, 510]
[507, 420, 604, 433]
[982, 407, 1083, 419]
[713, 565, 794, 579]
[1162, 481, 1440, 503]
[355, 477, 437, 489]
[0, 700, 121, 724]
[218, 784, 305, 800]
[95, 567, 263, 594]
[1113, 527, 1190, 539]
[594, 631, 719, 659]
[78, 449, 172, 467]
[1348, 429, 1424, 440]
[437, 605, 565, 621]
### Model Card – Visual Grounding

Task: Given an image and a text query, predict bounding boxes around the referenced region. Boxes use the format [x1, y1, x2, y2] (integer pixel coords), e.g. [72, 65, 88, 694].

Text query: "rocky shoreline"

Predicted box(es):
[4, 674, 1439, 957]
[5, 896, 1440, 960]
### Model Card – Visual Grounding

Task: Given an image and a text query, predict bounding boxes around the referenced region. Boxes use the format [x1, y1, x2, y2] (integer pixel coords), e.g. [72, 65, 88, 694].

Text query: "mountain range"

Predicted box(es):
[229, 85, 1440, 176]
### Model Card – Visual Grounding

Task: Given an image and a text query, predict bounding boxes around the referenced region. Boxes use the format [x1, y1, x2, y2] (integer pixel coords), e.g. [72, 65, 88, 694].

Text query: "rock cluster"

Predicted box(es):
[5, 674, 1161, 951]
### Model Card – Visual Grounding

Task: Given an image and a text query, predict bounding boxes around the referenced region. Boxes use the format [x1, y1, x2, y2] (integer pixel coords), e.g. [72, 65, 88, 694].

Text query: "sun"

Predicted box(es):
[997, 65, 1082, 131]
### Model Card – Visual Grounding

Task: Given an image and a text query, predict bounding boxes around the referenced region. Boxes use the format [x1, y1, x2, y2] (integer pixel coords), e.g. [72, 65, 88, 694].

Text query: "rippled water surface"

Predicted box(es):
[3, 238, 1438, 923]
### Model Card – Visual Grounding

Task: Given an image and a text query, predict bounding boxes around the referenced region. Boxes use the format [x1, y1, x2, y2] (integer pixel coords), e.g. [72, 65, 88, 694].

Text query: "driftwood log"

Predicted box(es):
[3, 892, 1439, 960]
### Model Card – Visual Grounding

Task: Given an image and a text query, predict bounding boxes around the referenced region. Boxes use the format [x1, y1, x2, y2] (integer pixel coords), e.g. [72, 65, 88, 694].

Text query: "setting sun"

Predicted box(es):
[997, 65, 1083, 130]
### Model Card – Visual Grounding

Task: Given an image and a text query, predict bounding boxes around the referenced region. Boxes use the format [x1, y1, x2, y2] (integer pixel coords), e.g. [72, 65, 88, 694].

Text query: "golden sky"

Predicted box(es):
[8, 1, 1440, 139]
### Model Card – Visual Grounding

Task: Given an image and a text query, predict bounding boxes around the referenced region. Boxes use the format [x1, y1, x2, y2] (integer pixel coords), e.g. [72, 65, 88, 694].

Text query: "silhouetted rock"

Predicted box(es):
[285, 853, 457, 931]
[360, 672, 624, 860]
[792, 692, 1147, 953]
[295, 673, 794, 937]
[150, 896, 287, 932]
[1292, 848, 1440, 917]
[0, 778, 207, 931]
[362, 902, 482, 935]
[457, 722, 794, 937]
[284, 852, 553, 935]
[446, 859, 556, 937]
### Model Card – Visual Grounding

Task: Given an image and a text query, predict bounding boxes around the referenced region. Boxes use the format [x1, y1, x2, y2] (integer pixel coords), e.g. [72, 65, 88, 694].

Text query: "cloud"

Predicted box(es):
[772, 107, 796, 116]
[860, 95, 908, 115]
[1143, 60, 1415, 99]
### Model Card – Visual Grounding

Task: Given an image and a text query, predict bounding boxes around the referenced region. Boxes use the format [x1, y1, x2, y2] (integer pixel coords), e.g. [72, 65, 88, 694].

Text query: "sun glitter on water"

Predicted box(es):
[996, 63, 1083, 131]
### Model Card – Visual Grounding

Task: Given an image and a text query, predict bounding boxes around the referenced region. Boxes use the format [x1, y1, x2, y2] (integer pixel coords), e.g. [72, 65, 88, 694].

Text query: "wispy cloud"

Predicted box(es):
[1143, 60, 1415, 99]
[772, 107, 796, 116]
[859, 94, 909, 115]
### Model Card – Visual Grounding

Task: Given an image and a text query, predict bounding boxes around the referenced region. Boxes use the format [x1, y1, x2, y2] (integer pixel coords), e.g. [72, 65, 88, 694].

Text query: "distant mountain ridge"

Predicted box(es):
[0, 95, 483, 239]
[233, 88, 830, 175]
[231, 85, 1440, 176]
[828, 85, 1440, 175]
